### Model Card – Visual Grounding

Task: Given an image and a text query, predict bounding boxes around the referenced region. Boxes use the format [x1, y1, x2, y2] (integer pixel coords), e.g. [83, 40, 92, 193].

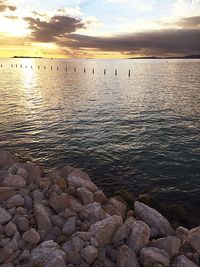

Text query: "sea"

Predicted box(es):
[0, 58, 199, 226]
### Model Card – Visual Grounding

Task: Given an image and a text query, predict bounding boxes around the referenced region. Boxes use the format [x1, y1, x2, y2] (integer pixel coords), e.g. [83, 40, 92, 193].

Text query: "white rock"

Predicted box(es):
[31, 240, 66, 267]
[89, 215, 123, 246]
[0, 207, 11, 224]
[150, 236, 181, 257]
[134, 201, 173, 237]
[116, 245, 139, 267]
[140, 247, 170, 267]
[81, 245, 98, 264]
[173, 255, 198, 267]
[2, 174, 26, 188]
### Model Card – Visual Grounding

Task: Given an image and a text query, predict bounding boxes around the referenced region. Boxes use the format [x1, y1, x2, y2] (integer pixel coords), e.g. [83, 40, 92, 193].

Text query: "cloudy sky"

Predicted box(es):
[0, 0, 200, 58]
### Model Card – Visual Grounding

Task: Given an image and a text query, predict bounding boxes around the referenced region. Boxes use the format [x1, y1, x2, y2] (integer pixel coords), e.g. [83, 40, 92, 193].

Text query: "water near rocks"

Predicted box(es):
[0, 58, 199, 225]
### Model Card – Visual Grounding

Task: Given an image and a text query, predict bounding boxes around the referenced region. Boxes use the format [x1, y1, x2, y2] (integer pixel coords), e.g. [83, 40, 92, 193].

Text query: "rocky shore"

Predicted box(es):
[0, 149, 200, 267]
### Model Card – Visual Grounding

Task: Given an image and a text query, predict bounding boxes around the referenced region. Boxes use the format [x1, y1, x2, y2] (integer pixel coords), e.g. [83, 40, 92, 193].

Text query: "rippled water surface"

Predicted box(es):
[0, 58, 200, 225]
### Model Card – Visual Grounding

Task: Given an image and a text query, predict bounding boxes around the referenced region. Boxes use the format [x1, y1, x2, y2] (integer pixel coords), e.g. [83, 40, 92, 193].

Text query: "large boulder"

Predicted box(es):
[173, 255, 198, 267]
[89, 215, 123, 246]
[134, 201, 173, 237]
[0, 150, 19, 169]
[126, 220, 150, 254]
[2, 174, 26, 188]
[116, 245, 139, 267]
[149, 236, 181, 257]
[0, 207, 11, 224]
[34, 203, 52, 231]
[31, 240, 66, 267]
[140, 247, 170, 267]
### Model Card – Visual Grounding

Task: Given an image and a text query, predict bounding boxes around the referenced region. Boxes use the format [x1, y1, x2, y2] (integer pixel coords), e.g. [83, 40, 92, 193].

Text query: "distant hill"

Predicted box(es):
[128, 54, 200, 59]
[12, 56, 43, 58]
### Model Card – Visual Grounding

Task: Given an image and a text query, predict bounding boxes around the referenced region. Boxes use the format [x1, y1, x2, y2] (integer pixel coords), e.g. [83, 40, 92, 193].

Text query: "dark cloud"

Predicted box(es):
[57, 28, 200, 56]
[0, 0, 16, 12]
[24, 15, 86, 42]
[177, 16, 200, 29]
[24, 14, 200, 56]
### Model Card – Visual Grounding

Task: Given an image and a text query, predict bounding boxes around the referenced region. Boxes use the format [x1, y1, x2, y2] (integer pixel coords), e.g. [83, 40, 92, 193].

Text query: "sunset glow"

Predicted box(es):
[0, 0, 200, 58]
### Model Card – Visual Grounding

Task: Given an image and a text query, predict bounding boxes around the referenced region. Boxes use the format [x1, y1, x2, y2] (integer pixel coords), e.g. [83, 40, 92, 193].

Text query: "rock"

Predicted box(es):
[103, 198, 128, 219]
[0, 150, 19, 169]
[94, 190, 107, 204]
[7, 194, 24, 208]
[2, 174, 26, 188]
[62, 240, 74, 253]
[89, 215, 123, 246]
[84, 202, 109, 224]
[22, 228, 40, 244]
[116, 245, 139, 267]
[140, 247, 170, 267]
[76, 187, 94, 205]
[62, 216, 76, 236]
[71, 236, 84, 251]
[126, 220, 150, 254]
[5, 222, 17, 237]
[32, 189, 44, 202]
[0, 247, 13, 264]
[67, 172, 98, 192]
[175, 226, 189, 241]
[51, 215, 65, 228]
[0, 187, 16, 202]
[34, 203, 52, 231]
[18, 162, 43, 184]
[0, 207, 11, 224]
[112, 224, 131, 245]
[49, 194, 71, 213]
[81, 245, 98, 264]
[31, 240, 66, 267]
[15, 216, 29, 232]
[134, 201, 173, 237]
[4, 238, 18, 251]
[75, 231, 92, 241]
[66, 251, 82, 264]
[18, 249, 30, 261]
[149, 236, 181, 257]
[173, 255, 198, 267]
[187, 226, 200, 253]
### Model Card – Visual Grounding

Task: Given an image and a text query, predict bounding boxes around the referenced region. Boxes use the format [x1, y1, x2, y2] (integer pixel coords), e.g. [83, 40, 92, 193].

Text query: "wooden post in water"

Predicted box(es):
[16, 64, 17, 68]
[51, 66, 53, 70]
[74, 67, 76, 72]
[44, 66, 46, 70]
[66, 67, 67, 72]
[128, 69, 131, 77]
[0, 64, 2, 68]
[57, 67, 59, 71]
[84, 68, 86, 73]
[104, 69, 106, 75]
[115, 69, 117, 75]
[11, 64, 13, 68]
[20, 64, 22, 68]
[38, 65, 40, 69]
[92, 68, 94, 74]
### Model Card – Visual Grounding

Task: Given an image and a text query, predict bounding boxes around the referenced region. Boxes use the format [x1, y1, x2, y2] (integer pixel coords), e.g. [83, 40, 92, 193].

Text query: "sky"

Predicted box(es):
[0, 0, 200, 58]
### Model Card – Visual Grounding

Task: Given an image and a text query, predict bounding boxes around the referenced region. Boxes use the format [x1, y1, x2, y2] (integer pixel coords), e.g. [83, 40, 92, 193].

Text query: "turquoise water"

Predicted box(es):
[0, 58, 199, 226]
